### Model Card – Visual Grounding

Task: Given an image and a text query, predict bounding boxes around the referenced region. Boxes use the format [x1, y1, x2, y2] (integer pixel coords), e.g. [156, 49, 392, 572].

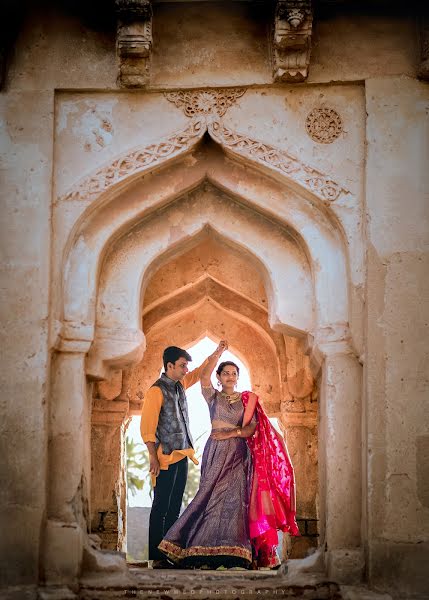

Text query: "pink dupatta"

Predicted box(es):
[242, 391, 300, 567]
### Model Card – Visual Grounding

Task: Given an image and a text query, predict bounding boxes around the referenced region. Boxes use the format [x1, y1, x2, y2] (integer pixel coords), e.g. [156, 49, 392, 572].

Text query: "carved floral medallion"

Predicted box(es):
[305, 108, 343, 144]
[164, 88, 246, 118]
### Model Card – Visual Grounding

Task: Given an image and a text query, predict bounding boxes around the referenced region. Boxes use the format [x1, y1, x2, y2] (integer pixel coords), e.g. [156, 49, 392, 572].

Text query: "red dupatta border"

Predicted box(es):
[242, 391, 300, 566]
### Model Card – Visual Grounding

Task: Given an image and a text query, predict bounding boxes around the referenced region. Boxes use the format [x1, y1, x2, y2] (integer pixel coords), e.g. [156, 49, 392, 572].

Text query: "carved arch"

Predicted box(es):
[60, 158, 347, 328]
[58, 120, 352, 381]
[87, 186, 314, 379]
[59, 117, 349, 207]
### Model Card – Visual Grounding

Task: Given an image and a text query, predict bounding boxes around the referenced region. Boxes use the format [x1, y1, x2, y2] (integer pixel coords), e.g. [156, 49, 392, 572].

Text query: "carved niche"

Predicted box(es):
[273, 0, 313, 83]
[115, 0, 153, 88]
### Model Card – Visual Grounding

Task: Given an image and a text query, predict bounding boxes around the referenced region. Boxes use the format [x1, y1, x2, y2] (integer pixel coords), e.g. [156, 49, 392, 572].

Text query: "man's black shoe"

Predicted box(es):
[152, 559, 176, 569]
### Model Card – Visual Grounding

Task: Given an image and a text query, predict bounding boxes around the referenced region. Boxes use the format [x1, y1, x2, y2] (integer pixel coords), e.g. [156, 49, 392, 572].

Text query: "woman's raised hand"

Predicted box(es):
[216, 339, 228, 356]
[201, 339, 228, 386]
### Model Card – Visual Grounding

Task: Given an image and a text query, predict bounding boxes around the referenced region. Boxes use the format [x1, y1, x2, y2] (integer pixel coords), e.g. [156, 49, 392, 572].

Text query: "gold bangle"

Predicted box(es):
[236, 428, 242, 437]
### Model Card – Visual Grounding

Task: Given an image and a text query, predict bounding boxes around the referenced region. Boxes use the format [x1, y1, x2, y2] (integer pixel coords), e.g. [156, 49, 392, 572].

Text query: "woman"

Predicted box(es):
[158, 341, 299, 569]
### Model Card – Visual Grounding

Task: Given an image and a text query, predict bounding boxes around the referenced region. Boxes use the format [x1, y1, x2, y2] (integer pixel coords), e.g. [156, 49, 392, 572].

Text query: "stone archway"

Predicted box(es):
[90, 229, 319, 562]
[45, 121, 363, 587]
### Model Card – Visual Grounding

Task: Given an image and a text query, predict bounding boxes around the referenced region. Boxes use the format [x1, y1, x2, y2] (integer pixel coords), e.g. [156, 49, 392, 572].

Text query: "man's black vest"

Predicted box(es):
[152, 373, 194, 455]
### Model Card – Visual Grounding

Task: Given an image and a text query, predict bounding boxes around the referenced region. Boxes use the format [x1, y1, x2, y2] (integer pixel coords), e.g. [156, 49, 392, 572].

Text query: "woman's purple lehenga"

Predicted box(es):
[158, 384, 256, 568]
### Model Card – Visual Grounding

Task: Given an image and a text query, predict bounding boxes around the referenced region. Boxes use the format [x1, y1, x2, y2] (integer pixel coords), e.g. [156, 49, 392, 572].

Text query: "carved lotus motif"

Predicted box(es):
[165, 88, 246, 118]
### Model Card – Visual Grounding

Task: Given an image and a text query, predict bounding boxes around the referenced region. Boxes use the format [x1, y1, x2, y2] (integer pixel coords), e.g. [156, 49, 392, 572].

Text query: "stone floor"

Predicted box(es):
[80, 566, 390, 600]
[2, 564, 395, 600]
[80, 567, 342, 600]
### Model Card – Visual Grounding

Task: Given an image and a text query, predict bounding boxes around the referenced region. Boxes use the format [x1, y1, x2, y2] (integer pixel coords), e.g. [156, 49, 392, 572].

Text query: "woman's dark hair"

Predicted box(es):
[163, 346, 192, 370]
[216, 361, 240, 376]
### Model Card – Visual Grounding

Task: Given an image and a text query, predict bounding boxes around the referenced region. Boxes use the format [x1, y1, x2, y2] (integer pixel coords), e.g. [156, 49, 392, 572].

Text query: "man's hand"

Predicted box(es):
[149, 454, 160, 477]
[215, 340, 228, 356]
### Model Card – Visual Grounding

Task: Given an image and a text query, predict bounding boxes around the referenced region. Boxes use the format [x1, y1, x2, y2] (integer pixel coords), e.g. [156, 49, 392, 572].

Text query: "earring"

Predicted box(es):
[217, 381, 221, 389]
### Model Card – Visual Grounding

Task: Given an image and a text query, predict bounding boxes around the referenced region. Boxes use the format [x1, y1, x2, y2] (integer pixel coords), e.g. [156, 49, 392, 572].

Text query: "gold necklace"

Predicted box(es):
[220, 391, 241, 403]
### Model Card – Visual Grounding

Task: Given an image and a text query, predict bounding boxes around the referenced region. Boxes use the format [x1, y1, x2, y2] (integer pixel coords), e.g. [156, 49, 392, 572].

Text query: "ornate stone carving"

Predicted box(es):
[305, 108, 343, 144]
[59, 118, 205, 202]
[418, 15, 429, 81]
[60, 115, 347, 206]
[115, 0, 153, 88]
[164, 88, 246, 118]
[208, 119, 348, 202]
[273, 0, 313, 83]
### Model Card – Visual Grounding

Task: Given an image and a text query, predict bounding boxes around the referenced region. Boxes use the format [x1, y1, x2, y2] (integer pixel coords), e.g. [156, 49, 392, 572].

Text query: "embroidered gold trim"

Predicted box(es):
[158, 539, 252, 563]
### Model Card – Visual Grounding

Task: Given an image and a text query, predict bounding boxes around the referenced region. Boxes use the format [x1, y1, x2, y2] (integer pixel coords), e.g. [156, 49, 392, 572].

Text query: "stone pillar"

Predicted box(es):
[43, 345, 91, 585]
[42, 327, 133, 587]
[91, 370, 130, 552]
[281, 335, 318, 559]
[314, 331, 364, 584]
[281, 403, 318, 559]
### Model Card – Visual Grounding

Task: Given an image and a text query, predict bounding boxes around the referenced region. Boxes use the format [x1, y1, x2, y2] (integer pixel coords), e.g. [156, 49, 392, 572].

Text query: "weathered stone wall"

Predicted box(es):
[0, 89, 53, 588]
[0, 3, 426, 596]
[365, 77, 429, 595]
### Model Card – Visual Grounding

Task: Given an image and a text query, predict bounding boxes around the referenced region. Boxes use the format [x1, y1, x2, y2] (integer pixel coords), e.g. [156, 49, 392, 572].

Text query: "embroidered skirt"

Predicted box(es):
[159, 433, 253, 568]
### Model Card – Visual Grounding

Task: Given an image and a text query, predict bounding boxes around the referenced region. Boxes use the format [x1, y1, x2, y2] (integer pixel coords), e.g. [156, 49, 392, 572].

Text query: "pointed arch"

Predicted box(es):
[59, 148, 349, 359]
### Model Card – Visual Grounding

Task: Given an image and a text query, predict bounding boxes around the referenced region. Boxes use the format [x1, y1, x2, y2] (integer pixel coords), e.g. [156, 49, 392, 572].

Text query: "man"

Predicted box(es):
[140, 341, 227, 568]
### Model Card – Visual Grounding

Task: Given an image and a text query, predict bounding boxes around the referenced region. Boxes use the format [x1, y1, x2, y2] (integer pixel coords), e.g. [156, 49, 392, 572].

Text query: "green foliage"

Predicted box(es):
[125, 432, 209, 507]
[126, 437, 153, 502]
[182, 432, 207, 508]
[182, 457, 201, 508]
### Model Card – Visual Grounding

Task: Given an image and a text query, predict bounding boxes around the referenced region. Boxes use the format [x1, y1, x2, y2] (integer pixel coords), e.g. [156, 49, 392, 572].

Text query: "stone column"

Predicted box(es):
[313, 329, 364, 583]
[43, 339, 91, 585]
[91, 370, 130, 552]
[281, 335, 318, 559]
[42, 327, 132, 587]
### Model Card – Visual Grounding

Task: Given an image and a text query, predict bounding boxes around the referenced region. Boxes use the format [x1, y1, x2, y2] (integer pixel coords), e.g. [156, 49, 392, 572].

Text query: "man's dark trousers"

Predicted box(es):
[149, 457, 188, 560]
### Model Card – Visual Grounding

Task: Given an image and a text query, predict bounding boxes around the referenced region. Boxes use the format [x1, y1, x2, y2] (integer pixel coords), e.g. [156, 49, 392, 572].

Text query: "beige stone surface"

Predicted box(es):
[309, 14, 417, 83]
[0, 91, 53, 585]
[7, 8, 417, 92]
[1, 4, 427, 598]
[143, 236, 268, 309]
[365, 77, 429, 594]
[8, 9, 116, 91]
[151, 2, 271, 88]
